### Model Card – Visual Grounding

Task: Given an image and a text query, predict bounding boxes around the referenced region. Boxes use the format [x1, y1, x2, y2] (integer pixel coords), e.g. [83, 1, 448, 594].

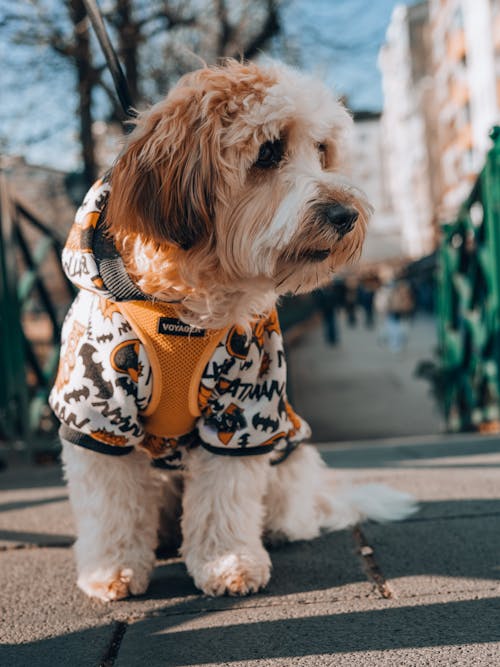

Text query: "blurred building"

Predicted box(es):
[349, 111, 402, 262]
[378, 1, 435, 259]
[429, 0, 500, 216]
[379, 0, 500, 255]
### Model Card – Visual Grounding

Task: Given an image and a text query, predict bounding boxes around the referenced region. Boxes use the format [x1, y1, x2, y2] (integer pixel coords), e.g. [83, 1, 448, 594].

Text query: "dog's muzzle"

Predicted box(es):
[324, 204, 359, 237]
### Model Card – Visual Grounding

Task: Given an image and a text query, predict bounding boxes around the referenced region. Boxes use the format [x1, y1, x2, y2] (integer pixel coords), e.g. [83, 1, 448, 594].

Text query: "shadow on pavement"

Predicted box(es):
[321, 436, 500, 469]
[112, 597, 500, 664]
[3, 448, 500, 664]
[148, 498, 500, 601]
[0, 529, 74, 546]
[149, 530, 367, 602]
[0, 494, 67, 513]
[4, 596, 500, 666]
[0, 463, 64, 491]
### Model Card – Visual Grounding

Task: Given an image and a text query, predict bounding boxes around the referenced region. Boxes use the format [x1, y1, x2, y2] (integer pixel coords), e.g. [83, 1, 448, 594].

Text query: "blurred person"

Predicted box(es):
[374, 279, 390, 344]
[314, 276, 345, 345]
[358, 273, 379, 329]
[344, 275, 359, 327]
[385, 279, 415, 352]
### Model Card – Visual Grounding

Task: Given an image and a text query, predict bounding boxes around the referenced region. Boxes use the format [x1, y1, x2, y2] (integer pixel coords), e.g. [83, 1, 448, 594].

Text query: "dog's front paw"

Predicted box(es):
[192, 551, 271, 597]
[77, 565, 151, 602]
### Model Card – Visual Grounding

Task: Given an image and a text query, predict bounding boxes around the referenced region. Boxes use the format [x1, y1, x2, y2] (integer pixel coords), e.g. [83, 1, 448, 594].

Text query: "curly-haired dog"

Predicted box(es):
[50, 60, 416, 601]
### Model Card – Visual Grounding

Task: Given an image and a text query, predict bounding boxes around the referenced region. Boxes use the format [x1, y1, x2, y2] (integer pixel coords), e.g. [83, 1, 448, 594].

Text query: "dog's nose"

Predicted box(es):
[325, 204, 359, 233]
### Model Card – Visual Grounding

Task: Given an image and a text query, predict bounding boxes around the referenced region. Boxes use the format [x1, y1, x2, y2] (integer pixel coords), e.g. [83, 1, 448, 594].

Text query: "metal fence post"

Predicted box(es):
[436, 127, 500, 432]
[482, 127, 500, 413]
[0, 170, 29, 441]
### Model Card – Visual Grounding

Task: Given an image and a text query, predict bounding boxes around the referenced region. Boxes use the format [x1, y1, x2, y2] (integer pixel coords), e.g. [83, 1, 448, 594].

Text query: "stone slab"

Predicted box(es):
[0, 463, 74, 549]
[0, 462, 64, 492]
[320, 437, 500, 522]
[319, 434, 500, 470]
[0, 626, 116, 667]
[116, 592, 500, 667]
[0, 548, 114, 640]
[288, 316, 441, 442]
[0, 496, 74, 549]
[0, 548, 116, 666]
[109, 530, 374, 619]
[0, 531, 372, 651]
[3, 436, 500, 666]
[363, 515, 500, 598]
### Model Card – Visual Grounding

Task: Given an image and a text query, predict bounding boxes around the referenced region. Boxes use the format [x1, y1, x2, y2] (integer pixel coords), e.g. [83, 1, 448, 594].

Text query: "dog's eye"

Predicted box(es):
[317, 142, 328, 168]
[255, 139, 284, 168]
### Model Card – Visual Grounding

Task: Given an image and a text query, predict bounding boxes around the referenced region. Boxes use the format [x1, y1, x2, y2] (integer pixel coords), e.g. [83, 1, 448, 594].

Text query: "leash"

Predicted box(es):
[81, 0, 181, 305]
[82, 0, 138, 119]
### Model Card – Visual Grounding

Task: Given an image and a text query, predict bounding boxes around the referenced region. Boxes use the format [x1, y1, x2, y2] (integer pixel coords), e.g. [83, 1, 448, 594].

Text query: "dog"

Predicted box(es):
[50, 59, 416, 601]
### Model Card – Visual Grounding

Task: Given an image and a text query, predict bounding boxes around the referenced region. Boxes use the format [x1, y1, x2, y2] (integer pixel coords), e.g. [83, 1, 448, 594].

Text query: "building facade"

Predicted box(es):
[378, 1, 435, 259]
[429, 0, 500, 216]
[349, 112, 402, 262]
[379, 0, 500, 257]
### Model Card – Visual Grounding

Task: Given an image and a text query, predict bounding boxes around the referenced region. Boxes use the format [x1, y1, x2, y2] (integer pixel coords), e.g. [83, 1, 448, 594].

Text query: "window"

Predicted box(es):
[451, 7, 464, 29]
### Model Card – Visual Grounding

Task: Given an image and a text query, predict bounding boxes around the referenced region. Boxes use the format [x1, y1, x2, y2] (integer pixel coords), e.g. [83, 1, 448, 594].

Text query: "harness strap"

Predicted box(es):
[82, 0, 137, 119]
[117, 300, 228, 438]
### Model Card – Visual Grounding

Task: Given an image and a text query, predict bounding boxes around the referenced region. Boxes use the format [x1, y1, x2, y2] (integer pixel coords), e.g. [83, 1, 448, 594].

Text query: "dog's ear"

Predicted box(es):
[107, 85, 220, 250]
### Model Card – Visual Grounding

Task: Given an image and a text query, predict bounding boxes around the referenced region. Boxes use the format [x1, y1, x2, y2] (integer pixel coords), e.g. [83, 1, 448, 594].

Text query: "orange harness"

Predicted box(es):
[117, 301, 228, 438]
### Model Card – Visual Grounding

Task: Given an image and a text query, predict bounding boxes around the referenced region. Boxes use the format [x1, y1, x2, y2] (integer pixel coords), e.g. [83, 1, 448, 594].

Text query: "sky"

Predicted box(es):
[278, 0, 410, 110]
[1, 0, 412, 172]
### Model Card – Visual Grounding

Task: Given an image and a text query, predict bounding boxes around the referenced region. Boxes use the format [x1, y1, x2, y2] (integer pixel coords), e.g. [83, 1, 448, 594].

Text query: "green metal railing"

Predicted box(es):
[0, 170, 75, 445]
[437, 126, 500, 432]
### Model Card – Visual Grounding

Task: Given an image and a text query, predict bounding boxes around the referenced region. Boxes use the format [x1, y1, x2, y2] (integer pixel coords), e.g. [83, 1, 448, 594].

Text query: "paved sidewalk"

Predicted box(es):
[288, 314, 441, 442]
[2, 433, 500, 666]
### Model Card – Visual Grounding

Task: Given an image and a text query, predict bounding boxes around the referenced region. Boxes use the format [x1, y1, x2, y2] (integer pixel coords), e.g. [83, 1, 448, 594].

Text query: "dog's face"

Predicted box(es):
[108, 60, 370, 299]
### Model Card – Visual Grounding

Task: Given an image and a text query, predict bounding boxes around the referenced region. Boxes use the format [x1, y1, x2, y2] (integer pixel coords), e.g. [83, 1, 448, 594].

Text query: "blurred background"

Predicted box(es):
[1, 0, 500, 455]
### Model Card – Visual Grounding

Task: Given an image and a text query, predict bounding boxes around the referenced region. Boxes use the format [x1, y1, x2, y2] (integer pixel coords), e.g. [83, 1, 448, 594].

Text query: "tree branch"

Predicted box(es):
[214, 0, 234, 56]
[238, 0, 280, 61]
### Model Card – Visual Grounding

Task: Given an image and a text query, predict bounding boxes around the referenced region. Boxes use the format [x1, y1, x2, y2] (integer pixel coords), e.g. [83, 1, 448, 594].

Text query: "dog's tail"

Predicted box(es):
[318, 482, 418, 531]
[266, 445, 418, 541]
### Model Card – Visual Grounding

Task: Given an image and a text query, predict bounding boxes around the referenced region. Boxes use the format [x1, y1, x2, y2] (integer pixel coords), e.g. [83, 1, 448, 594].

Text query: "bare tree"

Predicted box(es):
[68, 0, 98, 184]
[2, 0, 101, 184]
[214, 0, 280, 60]
[2, 0, 281, 184]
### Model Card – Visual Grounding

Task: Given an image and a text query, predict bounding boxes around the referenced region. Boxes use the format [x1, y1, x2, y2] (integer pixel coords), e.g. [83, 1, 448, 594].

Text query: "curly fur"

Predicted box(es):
[63, 60, 416, 601]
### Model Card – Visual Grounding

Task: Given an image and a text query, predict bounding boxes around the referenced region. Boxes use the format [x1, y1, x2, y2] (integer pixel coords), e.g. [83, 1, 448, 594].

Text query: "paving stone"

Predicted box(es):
[115, 593, 500, 667]
[0, 548, 116, 666]
[362, 516, 500, 598]
[0, 625, 116, 667]
[0, 548, 113, 640]
[288, 317, 441, 442]
[3, 435, 500, 666]
[112, 530, 374, 619]
[0, 462, 64, 492]
[0, 463, 74, 548]
[0, 498, 74, 549]
[320, 437, 500, 521]
[319, 434, 500, 472]
[0, 526, 373, 650]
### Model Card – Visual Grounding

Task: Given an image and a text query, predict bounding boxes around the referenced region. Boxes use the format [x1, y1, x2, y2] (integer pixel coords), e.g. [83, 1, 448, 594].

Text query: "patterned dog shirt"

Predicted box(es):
[49, 178, 311, 469]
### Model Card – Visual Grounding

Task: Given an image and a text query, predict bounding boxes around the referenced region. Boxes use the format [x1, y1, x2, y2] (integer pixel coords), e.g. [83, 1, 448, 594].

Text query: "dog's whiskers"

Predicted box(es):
[346, 240, 361, 264]
[276, 268, 295, 289]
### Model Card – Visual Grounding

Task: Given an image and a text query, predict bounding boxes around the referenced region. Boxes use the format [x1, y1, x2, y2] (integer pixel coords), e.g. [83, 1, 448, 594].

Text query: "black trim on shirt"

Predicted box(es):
[270, 440, 302, 466]
[151, 458, 184, 470]
[92, 204, 150, 302]
[59, 425, 134, 456]
[200, 442, 275, 457]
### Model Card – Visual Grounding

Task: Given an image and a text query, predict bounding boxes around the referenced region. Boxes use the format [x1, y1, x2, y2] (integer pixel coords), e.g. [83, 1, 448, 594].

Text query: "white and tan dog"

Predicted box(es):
[53, 60, 416, 601]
